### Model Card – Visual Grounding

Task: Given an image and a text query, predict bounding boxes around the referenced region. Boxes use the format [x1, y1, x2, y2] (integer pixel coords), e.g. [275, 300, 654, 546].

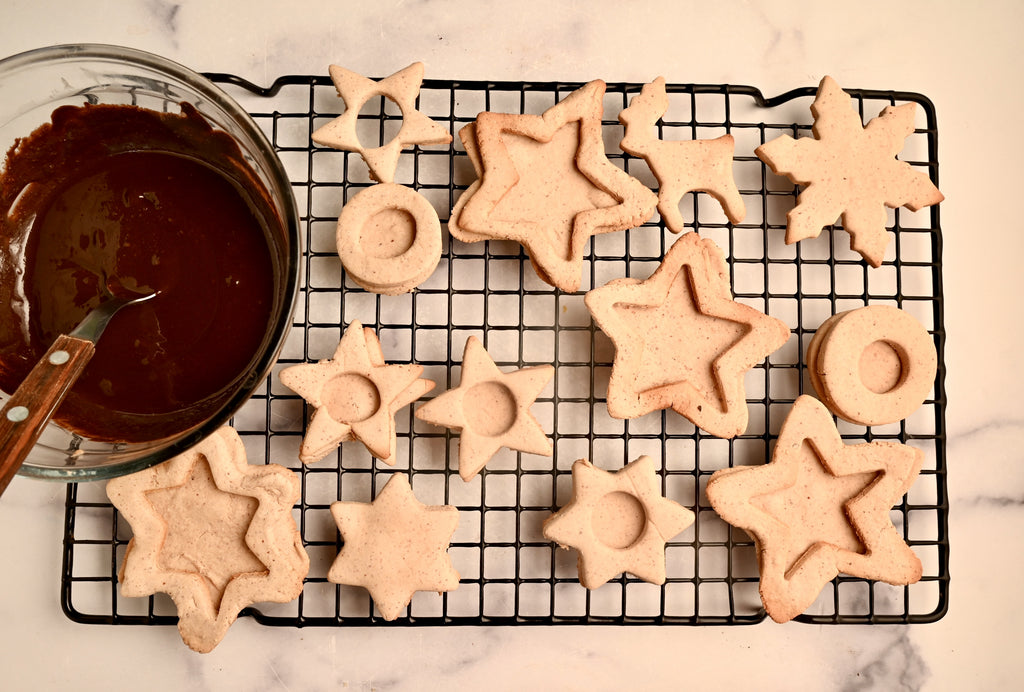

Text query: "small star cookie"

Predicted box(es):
[543, 456, 694, 588]
[585, 232, 790, 437]
[279, 321, 434, 465]
[106, 426, 308, 653]
[327, 473, 460, 620]
[755, 75, 944, 266]
[619, 77, 745, 231]
[415, 336, 553, 481]
[706, 395, 923, 623]
[312, 62, 452, 184]
[449, 80, 657, 292]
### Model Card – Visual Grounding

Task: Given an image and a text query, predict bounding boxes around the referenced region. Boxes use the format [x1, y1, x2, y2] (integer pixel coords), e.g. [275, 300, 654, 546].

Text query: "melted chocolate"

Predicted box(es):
[0, 103, 284, 442]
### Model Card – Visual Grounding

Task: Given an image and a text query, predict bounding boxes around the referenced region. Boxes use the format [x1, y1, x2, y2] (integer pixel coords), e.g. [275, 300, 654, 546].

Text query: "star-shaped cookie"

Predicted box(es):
[415, 336, 553, 481]
[755, 75, 944, 266]
[327, 472, 460, 620]
[312, 62, 452, 183]
[279, 321, 434, 465]
[449, 80, 657, 292]
[543, 456, 694, 588]
[585, 232, 790, 438]
[619, 77, 745, 231]
[106, 426, 308, 653]
[706, 395, 923, 623]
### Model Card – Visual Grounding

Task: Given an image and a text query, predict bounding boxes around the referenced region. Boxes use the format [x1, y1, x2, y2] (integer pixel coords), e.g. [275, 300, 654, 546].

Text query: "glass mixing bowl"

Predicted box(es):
[0, 44, 300, 481]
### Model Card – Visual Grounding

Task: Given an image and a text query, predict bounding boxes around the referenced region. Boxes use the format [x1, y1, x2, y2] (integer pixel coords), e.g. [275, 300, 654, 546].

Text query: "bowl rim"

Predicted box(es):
[0, 43, 301, 482]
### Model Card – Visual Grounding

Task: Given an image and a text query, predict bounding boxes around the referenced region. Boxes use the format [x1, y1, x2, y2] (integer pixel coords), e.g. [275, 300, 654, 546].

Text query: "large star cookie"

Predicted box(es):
[415, 336, 553, 481]
[619, 77, 745, 231]
[327, 473, 460, 620]
[755, 75, 944, 266]
[279, 321, 434, 465]
[706, 395, 923, 623]
[449, 80, 657, 292]
[585, 232, 790, 438]
[106, 426, 308, 653]
[312, 62, 452, 183]
[543, 456, 694, 588]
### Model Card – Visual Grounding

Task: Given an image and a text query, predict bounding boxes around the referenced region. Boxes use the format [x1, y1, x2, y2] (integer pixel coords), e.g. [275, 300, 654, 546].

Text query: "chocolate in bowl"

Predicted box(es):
[0, 45, 299, 481]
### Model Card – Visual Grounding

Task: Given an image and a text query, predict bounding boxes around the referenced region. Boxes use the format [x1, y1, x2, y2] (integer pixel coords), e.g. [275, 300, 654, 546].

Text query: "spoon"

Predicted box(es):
[0, 288, 156, 496]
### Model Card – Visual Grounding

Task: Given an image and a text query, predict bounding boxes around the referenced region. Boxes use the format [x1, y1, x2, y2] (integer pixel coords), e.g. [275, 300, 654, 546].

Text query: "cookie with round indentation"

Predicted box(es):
[327, 472, 459, 621]
[415, 336, 553, 481]
[543, 455, 695, 589]
[585, 231, 790, 437]
[618, 77, 745, 231]
[279, 321, 435, 465]
[706, 395, 923, 623]
[336, 183, 442, 295]
[106, 426, 308, 652]
[755, 76, 943, 267]
[806, 305, 937, 426]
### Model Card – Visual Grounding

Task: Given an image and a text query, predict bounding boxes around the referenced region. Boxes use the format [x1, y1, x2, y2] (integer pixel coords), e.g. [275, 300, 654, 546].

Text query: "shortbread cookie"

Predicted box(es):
[106, 427, 308, 652]
[327, 472, 460, 620]
[755, 76, 943, 267]
[619, 77, 745, 231]
[585, 232, 790, 437]
[336, 183, 442, 295]
[806, 305, 937, 426]
[449, 80, 657, 292]
[543, 456, 694, 588]
[279, 321, 435, 464]
[312, 62, 452, 184]
[415, 336, 553, 481]
[706, 395, 923, 623]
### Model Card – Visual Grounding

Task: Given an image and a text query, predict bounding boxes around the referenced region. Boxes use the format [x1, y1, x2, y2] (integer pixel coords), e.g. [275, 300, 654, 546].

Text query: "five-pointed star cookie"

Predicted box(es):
[449, 80, 657, 292]
[312, 62, 452, 183]
[279, 321, 435, 465]
[106, 427, 308, 653]
[755, 75, 944, 267]
[706, 395, 923, 623]
[327, 472, 460, 620]
[543, 456, 694, 588]
[415, 336, 553, 481]
[585, 232, 790, 438]
[619, 77, 745, 232]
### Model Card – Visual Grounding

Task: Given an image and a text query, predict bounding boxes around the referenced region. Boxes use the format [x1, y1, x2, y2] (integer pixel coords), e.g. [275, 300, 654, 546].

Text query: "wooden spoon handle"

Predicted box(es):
[0, 335, 95, 496]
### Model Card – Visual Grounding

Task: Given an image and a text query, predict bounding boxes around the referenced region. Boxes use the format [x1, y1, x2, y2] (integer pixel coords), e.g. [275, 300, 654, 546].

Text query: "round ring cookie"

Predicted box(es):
[336, 183, 442, 295]
[807, 305, 936, 426]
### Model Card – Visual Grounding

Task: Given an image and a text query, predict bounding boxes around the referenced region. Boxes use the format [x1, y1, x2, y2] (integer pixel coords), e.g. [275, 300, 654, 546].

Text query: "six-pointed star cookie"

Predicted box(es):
[706, 395, 923, 623]
[415, 336, 553, 481]
[106, 427, 308, 653]
[312, 62, 452, 183]
[755, 75, 944, 267]
[327, 473, 460, 620]
[543, 456, 694, 588]
[585, 232, 790, 437]
[449, 80, 657, 292]
[619, 77, 745, 232]
[279, 321, 435, 465]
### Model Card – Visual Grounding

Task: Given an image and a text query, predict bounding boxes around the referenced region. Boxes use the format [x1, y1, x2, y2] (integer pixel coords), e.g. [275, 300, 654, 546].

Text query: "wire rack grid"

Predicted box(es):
[59, 74, 948, 627]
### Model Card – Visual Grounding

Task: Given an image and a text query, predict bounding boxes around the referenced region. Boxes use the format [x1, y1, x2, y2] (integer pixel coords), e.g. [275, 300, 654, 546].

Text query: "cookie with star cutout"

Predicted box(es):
[585, 231, 790, 438]
[706, 395, 923, 623]
[449, 80, 657, 292]
[106, 426, 308, 652]
[543, 455, 694, 588]
[327, 472, 460, 620]
[415, 336, 553, 481]
[279, 321, 435, 465]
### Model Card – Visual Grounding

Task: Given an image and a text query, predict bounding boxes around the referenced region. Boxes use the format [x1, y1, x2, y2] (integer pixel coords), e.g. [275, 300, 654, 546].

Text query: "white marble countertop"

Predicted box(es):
[0, 1, 1020, 689]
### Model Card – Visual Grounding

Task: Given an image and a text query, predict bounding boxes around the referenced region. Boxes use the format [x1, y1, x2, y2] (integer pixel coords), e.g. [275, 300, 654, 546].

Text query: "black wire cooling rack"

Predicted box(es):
[59, 74, 948, 627]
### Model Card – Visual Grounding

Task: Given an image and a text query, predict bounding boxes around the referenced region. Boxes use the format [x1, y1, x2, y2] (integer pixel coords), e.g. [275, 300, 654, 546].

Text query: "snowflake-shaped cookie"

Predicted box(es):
[106, 426, 308, 652]
[755, 75, 943, 266]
